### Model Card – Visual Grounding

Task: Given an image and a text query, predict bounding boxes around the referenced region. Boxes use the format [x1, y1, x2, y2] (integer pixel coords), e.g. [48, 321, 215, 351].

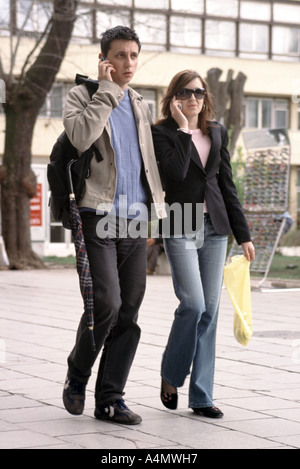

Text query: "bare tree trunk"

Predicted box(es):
[206, 68, 233, 121]
[225, 71, 247, 154]
[0, 0, 78, 269]
[206, 68, 247, 154]
[0, 101, 41, 269]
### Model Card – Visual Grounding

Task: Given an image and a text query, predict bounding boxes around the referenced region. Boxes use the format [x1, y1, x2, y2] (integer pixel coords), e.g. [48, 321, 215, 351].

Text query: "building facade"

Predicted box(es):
[0, 0, 300, 256]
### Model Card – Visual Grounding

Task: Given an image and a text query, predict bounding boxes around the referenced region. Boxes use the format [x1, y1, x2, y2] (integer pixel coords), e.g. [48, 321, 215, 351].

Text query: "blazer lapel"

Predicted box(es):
[202, 125, 221, 173]
[190, 141, 206, 173]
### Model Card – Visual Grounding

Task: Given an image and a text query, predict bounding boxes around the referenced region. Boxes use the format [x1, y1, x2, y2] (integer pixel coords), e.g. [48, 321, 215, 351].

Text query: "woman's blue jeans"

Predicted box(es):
[162, 215, 228, 408]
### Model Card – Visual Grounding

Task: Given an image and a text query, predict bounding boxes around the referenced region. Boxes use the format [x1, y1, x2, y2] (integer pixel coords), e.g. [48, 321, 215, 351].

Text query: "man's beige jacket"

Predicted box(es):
[63, 79, 166, 219]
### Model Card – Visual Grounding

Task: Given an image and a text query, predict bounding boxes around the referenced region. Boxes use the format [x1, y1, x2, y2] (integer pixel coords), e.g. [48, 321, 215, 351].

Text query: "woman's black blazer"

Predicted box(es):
[151, 119, 251, 245]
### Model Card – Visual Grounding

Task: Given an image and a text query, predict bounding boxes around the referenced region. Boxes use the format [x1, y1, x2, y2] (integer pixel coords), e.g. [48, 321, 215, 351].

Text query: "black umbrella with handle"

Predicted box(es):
[67, 160, 96, 352]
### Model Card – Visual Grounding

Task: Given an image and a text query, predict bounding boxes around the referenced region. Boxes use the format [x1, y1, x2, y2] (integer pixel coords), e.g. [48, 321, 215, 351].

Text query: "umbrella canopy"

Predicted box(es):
[67, 160, 96, 351]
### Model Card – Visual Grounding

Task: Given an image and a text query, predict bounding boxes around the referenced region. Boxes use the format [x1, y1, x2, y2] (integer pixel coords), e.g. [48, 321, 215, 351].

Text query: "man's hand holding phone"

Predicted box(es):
[98, 55, 116, 82]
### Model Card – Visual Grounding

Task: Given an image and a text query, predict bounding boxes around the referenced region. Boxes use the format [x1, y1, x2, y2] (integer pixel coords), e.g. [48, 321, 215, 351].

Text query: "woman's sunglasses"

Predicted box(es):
[175, 88, 206, 100]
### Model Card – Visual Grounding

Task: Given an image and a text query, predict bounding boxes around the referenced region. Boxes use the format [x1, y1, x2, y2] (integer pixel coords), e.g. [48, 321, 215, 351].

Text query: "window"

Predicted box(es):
[247, 99, 259, 128]
[171, 0, 204, 14]
[39, 83, 72, 118]
[272, 26, 300, 59]
[205, 20, 236, 56]
[102, 0, 131, 6]
[275, 99, 289, 129]
[17, 0, 52, 34]
[72, 6, 93, 43]
[261, 99, 272, 128]
[240, 1, 271, 21]
[96, 9, 131, 38]
[239, 23, 269, 59]
[135, 0, 168, 8]
[206, 0, 238, 17]
[170, 16, 202, 53]
[133, 88, 157, 119]
[273, 3, 300, 23]
[245, 97, 289, 129]
[134, 12, 166, 51]
[0, 0, 10, 32]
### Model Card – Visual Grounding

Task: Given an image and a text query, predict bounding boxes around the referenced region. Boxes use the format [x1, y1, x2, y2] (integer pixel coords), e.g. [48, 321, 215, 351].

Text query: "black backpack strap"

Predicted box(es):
[75, 73, 99, 99]
[74, 74, 102, 162]
[70, 74, 102, 163]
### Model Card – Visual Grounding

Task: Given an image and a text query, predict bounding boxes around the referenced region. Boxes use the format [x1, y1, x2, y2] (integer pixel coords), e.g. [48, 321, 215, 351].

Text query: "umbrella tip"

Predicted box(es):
[88, 327, 96, 352]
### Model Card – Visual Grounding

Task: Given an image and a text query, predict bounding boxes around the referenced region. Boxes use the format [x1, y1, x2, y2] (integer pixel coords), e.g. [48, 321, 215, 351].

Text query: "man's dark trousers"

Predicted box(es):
[67, 213, 147, 406]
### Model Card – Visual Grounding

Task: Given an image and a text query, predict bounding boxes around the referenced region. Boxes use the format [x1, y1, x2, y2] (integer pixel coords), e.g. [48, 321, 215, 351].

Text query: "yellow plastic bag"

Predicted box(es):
[224, 255, 253, 346]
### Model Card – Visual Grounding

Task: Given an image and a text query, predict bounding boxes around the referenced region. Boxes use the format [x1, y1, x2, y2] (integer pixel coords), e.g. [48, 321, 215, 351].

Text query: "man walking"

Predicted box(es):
[62, 25, 165, 425]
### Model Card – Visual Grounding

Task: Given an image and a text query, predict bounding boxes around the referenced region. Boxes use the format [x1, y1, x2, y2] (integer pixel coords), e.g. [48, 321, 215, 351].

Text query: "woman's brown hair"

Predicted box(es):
[156, 70, 215, 135]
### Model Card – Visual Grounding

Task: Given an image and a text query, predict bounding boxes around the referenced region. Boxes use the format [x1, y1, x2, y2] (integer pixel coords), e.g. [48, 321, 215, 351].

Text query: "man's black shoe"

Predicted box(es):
[95, 399, 142, 425]
[63, 376, 86, 415]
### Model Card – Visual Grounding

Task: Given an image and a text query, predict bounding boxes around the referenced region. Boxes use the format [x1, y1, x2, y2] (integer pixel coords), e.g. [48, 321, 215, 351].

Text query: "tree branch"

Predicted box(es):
[9, 0, 34, 78]
[23, 0, 78, 99]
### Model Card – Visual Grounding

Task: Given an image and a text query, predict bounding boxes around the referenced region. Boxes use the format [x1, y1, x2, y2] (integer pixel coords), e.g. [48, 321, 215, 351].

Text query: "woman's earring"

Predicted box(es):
[201, 104, 206, 112]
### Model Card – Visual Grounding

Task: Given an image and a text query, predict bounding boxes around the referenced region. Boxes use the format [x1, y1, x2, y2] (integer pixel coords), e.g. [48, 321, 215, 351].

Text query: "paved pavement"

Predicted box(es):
[0, 266, 300, 451]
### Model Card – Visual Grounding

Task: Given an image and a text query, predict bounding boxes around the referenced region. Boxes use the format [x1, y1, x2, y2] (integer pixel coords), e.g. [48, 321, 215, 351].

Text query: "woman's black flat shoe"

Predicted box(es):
[192, 406, 224, 418]
[160, 382, 178, 410]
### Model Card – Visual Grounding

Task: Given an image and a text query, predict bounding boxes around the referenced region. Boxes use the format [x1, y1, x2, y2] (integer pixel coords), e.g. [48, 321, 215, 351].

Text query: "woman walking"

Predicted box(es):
[152, 70, 255, 418]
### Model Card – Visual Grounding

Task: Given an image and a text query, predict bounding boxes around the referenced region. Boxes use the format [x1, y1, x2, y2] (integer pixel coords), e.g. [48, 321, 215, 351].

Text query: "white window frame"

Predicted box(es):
[245, 97, 289, 130]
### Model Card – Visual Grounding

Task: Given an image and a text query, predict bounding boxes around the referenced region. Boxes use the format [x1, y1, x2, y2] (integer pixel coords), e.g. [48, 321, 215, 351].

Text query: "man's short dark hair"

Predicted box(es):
[100, 25, 141, 57]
